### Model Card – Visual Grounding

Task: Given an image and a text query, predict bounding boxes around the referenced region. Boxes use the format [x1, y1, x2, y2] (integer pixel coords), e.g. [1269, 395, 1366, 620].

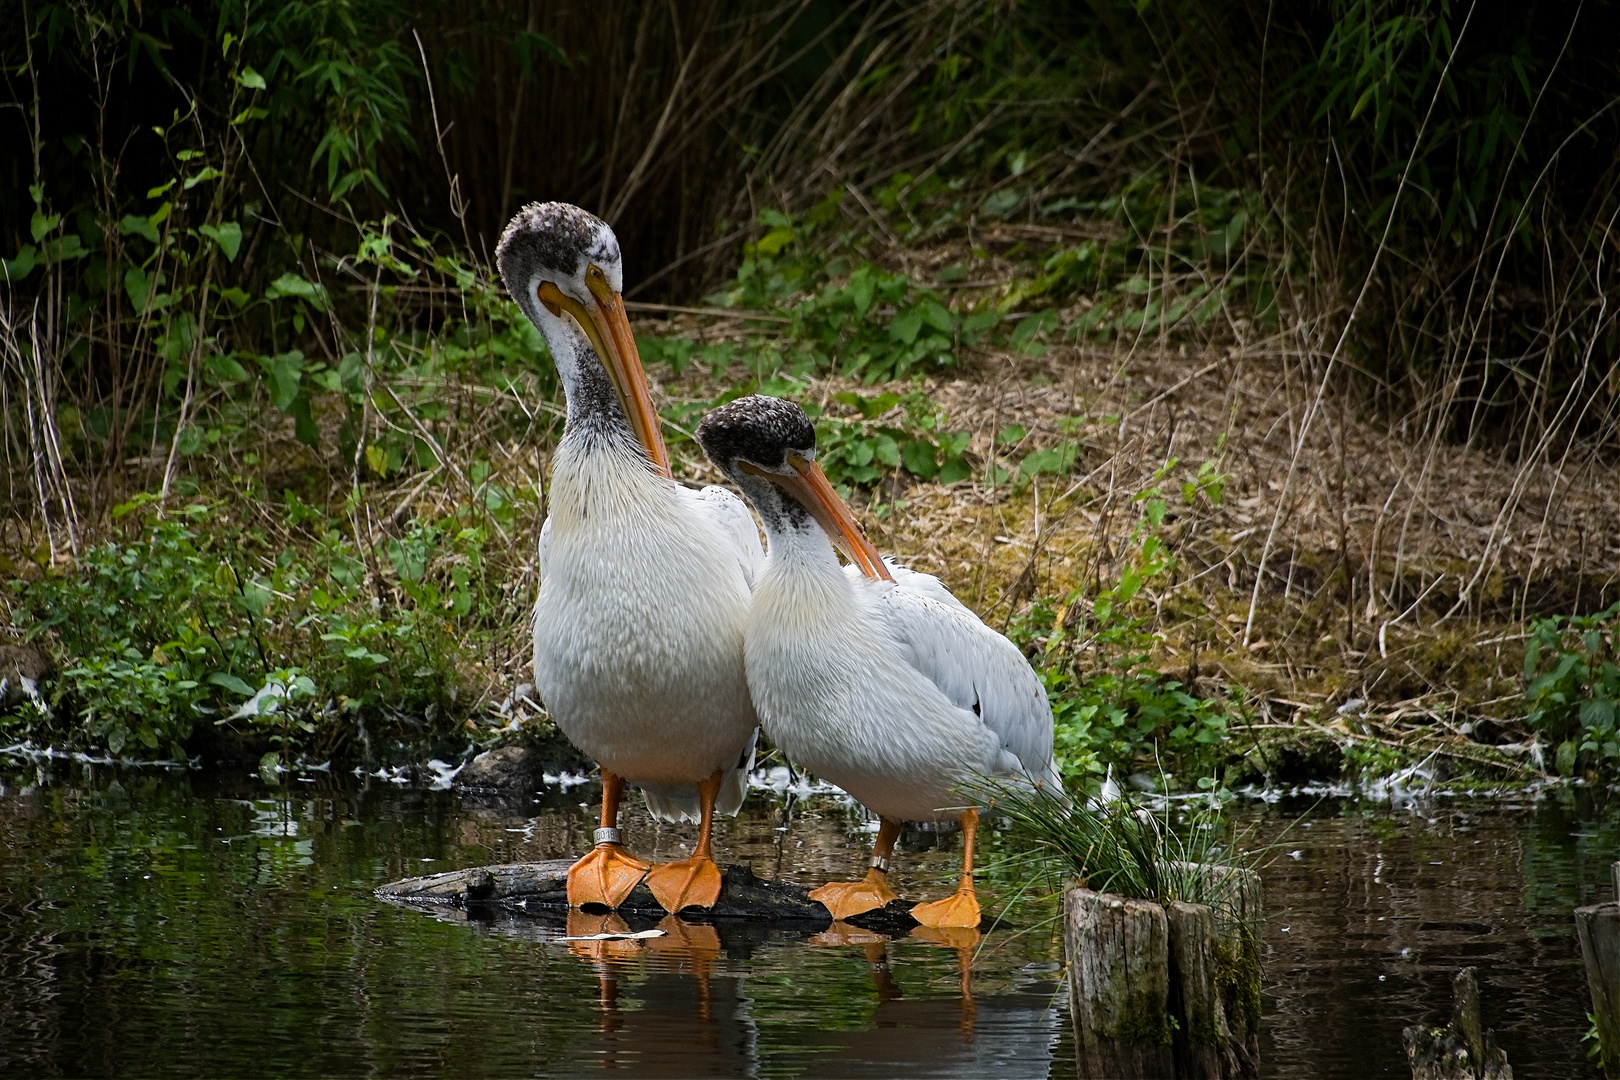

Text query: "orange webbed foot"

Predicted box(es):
[810, 868, 900, 920]
[644, 856, 723, 913]
[909, 884, 982, 929]
[566, 843, 651, 910]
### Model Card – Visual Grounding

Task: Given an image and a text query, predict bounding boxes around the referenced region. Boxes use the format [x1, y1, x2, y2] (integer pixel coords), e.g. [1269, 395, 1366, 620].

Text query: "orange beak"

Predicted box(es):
[746, 453, 892, 581]
[538, 269, 671, 478]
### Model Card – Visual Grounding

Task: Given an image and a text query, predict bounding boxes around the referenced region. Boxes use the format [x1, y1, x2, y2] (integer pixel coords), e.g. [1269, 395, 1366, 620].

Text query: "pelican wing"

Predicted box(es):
[855, 562, 1060, 788]
[685, 484, 764, 586]
[537, 513, 553, 576]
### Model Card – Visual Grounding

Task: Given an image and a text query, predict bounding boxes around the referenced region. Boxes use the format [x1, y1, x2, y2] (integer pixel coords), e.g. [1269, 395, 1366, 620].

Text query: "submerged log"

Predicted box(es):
[1401, 966, 1512, 1079]
[374, 859, 926, 934]
[1578, 868, 1620, 1080]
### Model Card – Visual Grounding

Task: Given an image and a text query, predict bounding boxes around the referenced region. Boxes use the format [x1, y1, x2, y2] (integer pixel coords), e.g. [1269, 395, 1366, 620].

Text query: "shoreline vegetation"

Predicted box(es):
[3, 1, 1618, 797]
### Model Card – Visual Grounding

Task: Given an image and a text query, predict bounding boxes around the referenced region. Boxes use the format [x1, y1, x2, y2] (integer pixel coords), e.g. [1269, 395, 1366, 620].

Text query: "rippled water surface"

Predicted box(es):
[0, 762, 1612, 1078]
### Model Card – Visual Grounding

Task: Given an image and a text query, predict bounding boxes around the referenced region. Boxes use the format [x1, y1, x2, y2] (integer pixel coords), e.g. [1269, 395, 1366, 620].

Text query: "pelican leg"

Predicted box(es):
[810, 817, 903, 920]
[567, 770, 650, 909]
[909, 809, 983, 929]
[644, 769, 726, 912]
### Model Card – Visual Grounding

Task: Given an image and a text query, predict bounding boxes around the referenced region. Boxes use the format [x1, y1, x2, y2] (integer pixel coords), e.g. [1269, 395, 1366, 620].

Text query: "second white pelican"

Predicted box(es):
[695, 395, 1060, 928]
[496, 203, 762, 913]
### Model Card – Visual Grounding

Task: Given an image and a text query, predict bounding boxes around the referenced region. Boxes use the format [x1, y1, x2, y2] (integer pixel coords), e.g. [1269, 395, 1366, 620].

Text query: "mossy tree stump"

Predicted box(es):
[1575, 861, 1620, 1080]
[1065, 867, 1262, 1080]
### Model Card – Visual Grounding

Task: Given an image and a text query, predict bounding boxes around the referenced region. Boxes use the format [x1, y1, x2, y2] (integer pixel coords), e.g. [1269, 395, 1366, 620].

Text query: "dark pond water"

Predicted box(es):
[0, 759, 1612, 1079]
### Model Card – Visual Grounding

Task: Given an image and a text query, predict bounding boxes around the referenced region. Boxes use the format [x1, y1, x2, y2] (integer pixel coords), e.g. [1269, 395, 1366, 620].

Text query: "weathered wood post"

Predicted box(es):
[1210, 867, 1263, 1079]
[1067, 889, 1175, 1079]
[1402, 966, 1511, 1079]
[1066, 867, 1263, 1080]
[1576, 861, 1620, 1080]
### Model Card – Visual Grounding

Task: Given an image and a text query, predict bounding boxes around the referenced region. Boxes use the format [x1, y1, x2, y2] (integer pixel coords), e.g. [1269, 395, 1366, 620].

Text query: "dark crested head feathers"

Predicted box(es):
[495, 202, 621, 302]
[696, 395, 817, 471]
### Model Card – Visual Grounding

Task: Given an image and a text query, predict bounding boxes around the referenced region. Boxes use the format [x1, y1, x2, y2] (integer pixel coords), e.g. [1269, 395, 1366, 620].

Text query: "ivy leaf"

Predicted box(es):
[183, 166, 223, 190]
[236, 66, 267, 90]
[199, 221, 243, 261]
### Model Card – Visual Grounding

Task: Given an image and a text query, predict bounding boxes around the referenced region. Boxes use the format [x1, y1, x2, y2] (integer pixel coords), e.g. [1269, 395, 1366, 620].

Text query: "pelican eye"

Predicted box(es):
[586, 264, 608, 285]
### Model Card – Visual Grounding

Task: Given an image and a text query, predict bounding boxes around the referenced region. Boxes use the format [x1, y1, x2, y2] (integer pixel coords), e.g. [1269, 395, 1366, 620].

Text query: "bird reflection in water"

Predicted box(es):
[810, 920, 981, 1041]
[563, 911, 744, 1074]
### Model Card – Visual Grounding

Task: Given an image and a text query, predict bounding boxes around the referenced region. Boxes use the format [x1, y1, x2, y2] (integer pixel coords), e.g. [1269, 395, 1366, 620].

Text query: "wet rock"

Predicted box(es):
[455, 745, 542, 793]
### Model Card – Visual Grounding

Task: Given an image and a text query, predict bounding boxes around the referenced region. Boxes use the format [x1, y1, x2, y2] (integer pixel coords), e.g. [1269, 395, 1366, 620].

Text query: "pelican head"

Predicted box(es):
[697, 395, 890, 580]
[496, 202, 669, 474]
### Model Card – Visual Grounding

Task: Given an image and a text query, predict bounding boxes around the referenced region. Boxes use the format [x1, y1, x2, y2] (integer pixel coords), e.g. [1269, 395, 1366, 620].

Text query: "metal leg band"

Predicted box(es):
[593, 827, 623, 846]
[868, 855, 891, 873]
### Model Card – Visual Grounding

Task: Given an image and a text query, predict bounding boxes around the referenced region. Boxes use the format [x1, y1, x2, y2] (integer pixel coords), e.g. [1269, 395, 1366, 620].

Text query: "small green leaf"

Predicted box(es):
[206, 354, 250, 382]
[752, 226, 795, 257]
[266, 350, 305, 411]
[30, 210, 61, 242]
[901, 439, 939, 479]
[237, 66, 267, 90]
[124, 264, 151, 310]
[208, 672, 257, 697]
[120, 213, 159, 243]
[199, 221, 242, 261]
[3, 245, 39, 281]
[183, 166, 223, 190]
[265, 273, 327, 308]
[889, 308, 923, 345]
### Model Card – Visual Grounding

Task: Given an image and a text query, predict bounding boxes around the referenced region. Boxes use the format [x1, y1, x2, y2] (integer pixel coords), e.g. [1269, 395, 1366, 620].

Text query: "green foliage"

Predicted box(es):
[978, 777, 1249, 915]
[713, 206, 1003, 383]
[1011, 457, 1240, 784]
[1523, 601, 1620, 777]
[808, 389, 973, 488]
[2, 497, 507, 760]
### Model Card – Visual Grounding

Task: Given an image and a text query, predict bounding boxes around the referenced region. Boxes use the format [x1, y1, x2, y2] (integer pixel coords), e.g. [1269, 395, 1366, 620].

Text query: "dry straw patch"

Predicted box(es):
[795, 336, 1620, 750]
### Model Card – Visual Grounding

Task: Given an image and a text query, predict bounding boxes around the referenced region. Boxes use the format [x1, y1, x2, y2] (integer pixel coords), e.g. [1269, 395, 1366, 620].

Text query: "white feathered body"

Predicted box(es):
[744, 529, 1058, 823]
[534, 436, 761, 821]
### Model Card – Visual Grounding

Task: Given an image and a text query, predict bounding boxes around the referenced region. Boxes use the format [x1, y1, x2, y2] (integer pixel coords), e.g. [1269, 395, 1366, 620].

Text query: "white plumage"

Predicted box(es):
[743, 525, 1056, 822]
[695, 394, 1059, 926]
[534, 433, 760, 822]
[497, 202, 761, 912]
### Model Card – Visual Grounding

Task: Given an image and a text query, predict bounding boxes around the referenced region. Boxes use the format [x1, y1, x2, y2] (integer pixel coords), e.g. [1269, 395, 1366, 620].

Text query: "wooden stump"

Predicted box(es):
[1167, 900, 1222, 1079]
[1211, 867, 1264, 1079]
[1066, 888, 1175, 1079]
[1578, 869, 1620, 1080]
[1402, 967, 1512, 1079]
[1066, 867, 1264, 1080]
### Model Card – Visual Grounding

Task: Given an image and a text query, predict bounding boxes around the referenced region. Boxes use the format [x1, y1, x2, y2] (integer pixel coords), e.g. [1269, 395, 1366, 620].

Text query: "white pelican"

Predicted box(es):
[695, 395, 1060, 928]
[496, 203, 762, 913]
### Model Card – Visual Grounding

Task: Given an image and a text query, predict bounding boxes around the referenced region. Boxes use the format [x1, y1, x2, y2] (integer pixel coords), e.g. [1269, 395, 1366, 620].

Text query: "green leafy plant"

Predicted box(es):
[713, 206, 1002, 382]
[2, 496, 509, 760]
[973, 775, 1252, 916]
[1523, 601, 1620, 777]
[1012, 456, 1239, 784]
